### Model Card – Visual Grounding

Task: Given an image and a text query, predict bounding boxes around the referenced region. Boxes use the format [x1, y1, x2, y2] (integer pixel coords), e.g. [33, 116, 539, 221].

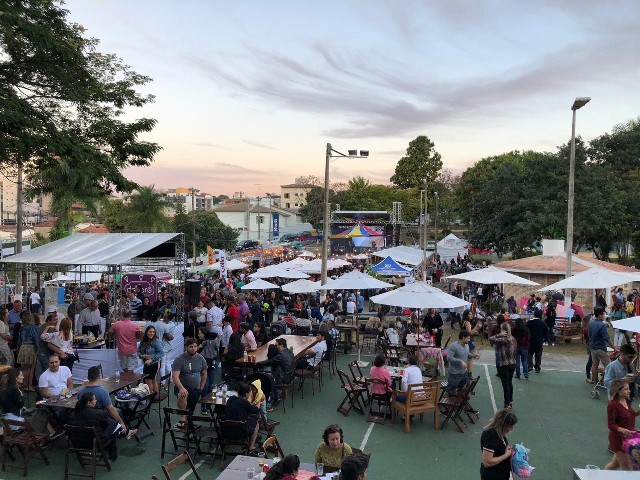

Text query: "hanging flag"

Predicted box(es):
[219, 250, 228, 279]
[207, 245, 214, 265]
[272, 213, 280, 237]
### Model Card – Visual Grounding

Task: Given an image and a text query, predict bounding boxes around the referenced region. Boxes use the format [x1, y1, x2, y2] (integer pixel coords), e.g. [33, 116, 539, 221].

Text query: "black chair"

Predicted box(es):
[270, 324, 285, 338]
[63, 425, 111, 480]
[294, 325, 310, 336]
[188, 415, 219, 467]
[272, 370, 295, 413]
[1, 418, 49, 477]
[119, 391, 156, 442]
[216, 419, 250, 464]
[294, 353, 324, 398]
[161, 407, 196, 458]
[365, 378, 391, 424]
[154, 370, 172, 423]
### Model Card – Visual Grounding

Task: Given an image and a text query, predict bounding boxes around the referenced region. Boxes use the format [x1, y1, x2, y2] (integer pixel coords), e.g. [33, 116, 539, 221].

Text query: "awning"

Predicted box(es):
[2, 233, 181, 266]
[370, 256, 412, 276]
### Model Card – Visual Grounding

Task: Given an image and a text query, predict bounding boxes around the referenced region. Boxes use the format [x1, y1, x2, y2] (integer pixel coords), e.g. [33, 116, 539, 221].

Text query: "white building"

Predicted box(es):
[163, 187, 216, 215]
[280, 179, 317, 210]
[214, 200, 312, 241]
[0, 179, 50, 225]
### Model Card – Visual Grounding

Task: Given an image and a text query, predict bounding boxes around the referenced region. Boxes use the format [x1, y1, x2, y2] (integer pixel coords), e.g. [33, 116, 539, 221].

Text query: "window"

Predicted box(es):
[285, 203, 290, 208]
[256, 215, 264, 224]
[294, 203, 299, 207]
[284, 193, 290, 199]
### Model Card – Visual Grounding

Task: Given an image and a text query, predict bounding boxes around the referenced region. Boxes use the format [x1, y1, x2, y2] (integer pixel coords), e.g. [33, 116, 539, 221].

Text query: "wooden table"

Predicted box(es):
[336, 325, 358, 353]
[75, 340, 106, 349]
[236, 334, 318, 366]
[216, 455, 322, 480]
[382, 366, 432, 389]
[37, 372, 146, 409]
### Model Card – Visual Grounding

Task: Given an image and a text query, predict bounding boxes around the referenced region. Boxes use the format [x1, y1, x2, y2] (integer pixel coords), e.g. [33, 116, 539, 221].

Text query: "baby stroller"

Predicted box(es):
[591, 349, 619, 400]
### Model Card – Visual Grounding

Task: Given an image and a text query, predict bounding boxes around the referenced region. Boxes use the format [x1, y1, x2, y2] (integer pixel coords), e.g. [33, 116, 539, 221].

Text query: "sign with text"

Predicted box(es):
[272, 213, 280, 237]
[122, 273, 158, 304]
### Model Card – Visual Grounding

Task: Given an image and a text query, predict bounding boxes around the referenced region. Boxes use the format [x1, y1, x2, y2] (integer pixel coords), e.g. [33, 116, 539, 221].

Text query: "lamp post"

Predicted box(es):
[565, 97, 590, 302]
[434, 191, 439, 258]
[321, 144, 369, 286]
[422, 180, 428, 280]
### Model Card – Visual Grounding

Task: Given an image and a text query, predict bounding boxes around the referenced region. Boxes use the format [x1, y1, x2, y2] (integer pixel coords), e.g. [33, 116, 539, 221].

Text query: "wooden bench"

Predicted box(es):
[554, 321, 583, 343]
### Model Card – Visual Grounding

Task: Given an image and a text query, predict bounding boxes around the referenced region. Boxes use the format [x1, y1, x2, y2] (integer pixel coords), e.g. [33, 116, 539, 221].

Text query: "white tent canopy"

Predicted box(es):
[297, 251, 315, 258]
[281, 279, 320, 294]
[538, 268, 638, 291]
[209, 258, 248, 271]
[370, 245, 426, 266]
[240, 279, 280, 290]
[250, 265, 309, 279]
[437, 233, 468, 262]
[2, 233, 181, 266]
[317, 270, 393, 290]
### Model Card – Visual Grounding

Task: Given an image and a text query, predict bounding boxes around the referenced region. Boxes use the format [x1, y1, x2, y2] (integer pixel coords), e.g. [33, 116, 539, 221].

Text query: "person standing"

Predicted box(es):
[109, 311, 141, 372]
[172, 338, 207, 417]
[206, 299, 224, 336]
[423, 309, 444, 347]
[589, 307, 617, 384]
[526, 308, 548, 374]
[0, 308, 14, 365]
[29, 287, 41, 314]
[225, 296, 240, 332]
[137, 325, 164, 395]
[605, 378, 639, 471]
[78, 300, 102, 338]
[512, 317, 530, 380]
[481, 409, 518, 480]
[543, 303, 556, 346]
[489, 323, 517, 409]
[7, 300, 24, 332]
[445, 331, 474, 397]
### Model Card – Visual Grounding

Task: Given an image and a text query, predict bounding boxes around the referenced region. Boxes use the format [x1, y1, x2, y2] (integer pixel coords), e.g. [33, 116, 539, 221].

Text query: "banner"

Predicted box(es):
[207, 245, 214, 265]
[219, 250, 228, 279]
[272, 213, 280, 237]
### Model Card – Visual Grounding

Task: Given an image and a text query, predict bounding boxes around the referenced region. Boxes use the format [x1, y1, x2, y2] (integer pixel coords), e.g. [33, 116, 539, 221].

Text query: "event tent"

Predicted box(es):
[437, 233, 468, 262]
[370, 245, 427, 267]
[447, 265, 539, 286]
[371, 256, 412, 276]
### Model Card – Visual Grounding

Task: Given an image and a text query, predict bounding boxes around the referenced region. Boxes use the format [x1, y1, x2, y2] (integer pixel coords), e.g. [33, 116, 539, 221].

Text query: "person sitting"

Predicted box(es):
[1, 367, 55, 436]
[223, 382, 260, 452]
[369, 353, 392, 396]
[294, 310, 312, 329]
[361, 316, 382, 335]
[253, 322, 267, 347]
[340, 452, 370, 480]
[384, 322, 400, 346]
[239, 322, 257, 352]
[249, 378, 267, 415]
[396, 354, 422, 403]
[67, 392, 136, 462]
[604, 343, 639, 399]
[222, 332, 245, 384]
[78, 365, 128, 433]
[257, 338, 294, 410]
[296, 331, 327, 370]
[264, 454, 305, 480]
[314, 424, 353, 470]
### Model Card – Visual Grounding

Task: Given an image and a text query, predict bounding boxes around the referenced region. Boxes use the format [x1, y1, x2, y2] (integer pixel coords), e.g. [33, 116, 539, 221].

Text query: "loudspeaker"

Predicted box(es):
[186, 279, 201, 306]
[252, 260, 260, 270]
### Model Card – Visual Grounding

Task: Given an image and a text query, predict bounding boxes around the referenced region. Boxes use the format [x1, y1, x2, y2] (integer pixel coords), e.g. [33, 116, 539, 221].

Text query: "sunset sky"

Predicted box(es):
[66, 0, 640, 197]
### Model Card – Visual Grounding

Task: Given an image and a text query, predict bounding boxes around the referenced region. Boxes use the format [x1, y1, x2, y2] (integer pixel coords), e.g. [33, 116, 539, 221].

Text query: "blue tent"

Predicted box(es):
[371, 256, 412, 276]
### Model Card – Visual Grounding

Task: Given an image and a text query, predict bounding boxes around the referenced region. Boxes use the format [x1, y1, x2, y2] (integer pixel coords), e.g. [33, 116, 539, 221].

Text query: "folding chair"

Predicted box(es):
[438, 378, 477, 433]
[272, 370, 295, 413]
[262, 435, 285, 459]
[152, 451, 201, 480]
[365, 377, 391, 424]
[258, 410, 280, 440]
[188, 415, 219, 467]
[336, 369, 366, 417]
[216, 419, 249, 464]
[154, 370, 172, 423]
[64, 425, 111, 480]
[161, 407, 196, 458]
[1, 418, 49, 477]
[294, 354, 324, 398]
[348, 359, 366, 387]
[120, 391, 156, 442]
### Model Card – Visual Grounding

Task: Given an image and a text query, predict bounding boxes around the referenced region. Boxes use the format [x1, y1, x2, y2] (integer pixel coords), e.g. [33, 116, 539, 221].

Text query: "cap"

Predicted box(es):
[83, 293, 94, 301]
[46, 306, 58, 314]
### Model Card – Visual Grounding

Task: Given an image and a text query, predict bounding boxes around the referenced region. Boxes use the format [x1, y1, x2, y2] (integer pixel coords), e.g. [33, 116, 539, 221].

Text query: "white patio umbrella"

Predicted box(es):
[281, 279, 320, 294]
[317, 270, 393, 290]
[370, 282, 470, 309]
[538, 268, 636, 291]
[297, 251, 316, 258]
[210, 258, 249, 271]
[610, 317, 640, 335]
[332, 258, 352, 267]
[278, 258, 310, 268]
[240, 279, 280, 290]
[250, 265, 310, 279]
[50, 274, 75, 282]
[296, 258, 344, 274]
[350, 253, 369, 260]
[446, 266, 539, 286]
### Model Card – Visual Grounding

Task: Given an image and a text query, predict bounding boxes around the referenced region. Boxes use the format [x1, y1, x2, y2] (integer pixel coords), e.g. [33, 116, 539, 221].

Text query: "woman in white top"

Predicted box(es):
[44, 317, 75, 371]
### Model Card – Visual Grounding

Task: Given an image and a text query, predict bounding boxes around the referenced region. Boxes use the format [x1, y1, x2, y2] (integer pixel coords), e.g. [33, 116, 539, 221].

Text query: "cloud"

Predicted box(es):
[242, 139, 276, 150]
[190, 142, 237, 151]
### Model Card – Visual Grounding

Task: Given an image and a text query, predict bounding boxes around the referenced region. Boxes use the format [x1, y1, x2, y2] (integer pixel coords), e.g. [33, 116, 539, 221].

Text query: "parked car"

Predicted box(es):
[426, 240, 436, 251]
[235, 240, 260, 252]
[278, 234, 296, 243]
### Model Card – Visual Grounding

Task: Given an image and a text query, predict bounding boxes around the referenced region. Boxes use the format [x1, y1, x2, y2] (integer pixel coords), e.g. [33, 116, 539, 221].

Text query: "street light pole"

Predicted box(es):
[565, 97, 590, 302]
[434, 191, 439, 258]
[321, 144, 369, 286]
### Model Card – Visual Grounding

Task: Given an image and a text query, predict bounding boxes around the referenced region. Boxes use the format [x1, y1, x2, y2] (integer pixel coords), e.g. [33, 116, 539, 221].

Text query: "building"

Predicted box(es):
[280, 178, 317, 210]
[214, 199, 312, 242]
[164, 187, 216, 214]
[0, 179, 50, 225]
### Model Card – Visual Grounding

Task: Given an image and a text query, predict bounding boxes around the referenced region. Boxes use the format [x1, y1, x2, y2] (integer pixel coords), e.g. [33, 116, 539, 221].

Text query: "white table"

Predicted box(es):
[573, 468, 639, 479]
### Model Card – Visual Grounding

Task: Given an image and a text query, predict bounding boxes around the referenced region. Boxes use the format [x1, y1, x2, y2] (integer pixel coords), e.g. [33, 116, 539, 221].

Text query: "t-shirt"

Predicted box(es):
[310, 340, 327, 366]
[30, 292, 41, 305]
[111, 319, 140, 355]
[448, 341, 471, 375]
[480, 428, 510, 480]
[78, 385, 112, 409]
[401, 365, 423, 391]
[38, 366, 72, 395]
[194, 307, 208, 324]
[0, 320, 11, 348]
[172, 352, 207, 391]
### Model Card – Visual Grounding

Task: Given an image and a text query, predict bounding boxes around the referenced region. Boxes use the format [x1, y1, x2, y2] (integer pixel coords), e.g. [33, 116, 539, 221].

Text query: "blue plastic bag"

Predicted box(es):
[511, 443, 534, 478]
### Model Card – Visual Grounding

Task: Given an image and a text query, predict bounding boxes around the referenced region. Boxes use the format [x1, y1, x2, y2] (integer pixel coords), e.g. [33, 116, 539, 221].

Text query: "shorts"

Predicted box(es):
[118, 354, 139, 371]
[468, 340, 476, 352]
[143, 361, 159, 379]
[174, 386, 201, 411]
[590, 349, 611, 368]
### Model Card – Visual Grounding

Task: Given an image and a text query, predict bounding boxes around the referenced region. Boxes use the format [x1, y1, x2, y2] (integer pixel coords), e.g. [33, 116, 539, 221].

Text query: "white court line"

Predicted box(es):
[475, 362, 581, 374]
[360, 422, 375, 450]
[483, 364, 498, 414]
[178, 459, 205, 480]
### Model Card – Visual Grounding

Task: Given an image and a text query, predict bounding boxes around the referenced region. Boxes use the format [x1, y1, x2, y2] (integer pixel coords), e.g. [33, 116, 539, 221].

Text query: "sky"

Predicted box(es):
[64, 0, 640, 197]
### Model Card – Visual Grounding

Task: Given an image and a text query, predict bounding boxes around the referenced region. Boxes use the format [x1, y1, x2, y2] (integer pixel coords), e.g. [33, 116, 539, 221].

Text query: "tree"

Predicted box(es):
[174, 210, 238, 253]
[0, 0, 160, 227]
[390, 136, 443, 189]
[298, 187, 325, 229]
[102, 186, 170, 233]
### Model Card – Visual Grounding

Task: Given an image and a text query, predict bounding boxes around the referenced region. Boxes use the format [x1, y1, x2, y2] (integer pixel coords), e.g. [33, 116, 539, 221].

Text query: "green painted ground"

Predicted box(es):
[0, 351, 619, 480]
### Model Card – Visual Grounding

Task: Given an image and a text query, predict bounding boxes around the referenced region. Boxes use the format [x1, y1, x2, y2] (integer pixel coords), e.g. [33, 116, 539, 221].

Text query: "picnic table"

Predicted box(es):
[236, 334, 319, 366]
[36, 372, 146, 409]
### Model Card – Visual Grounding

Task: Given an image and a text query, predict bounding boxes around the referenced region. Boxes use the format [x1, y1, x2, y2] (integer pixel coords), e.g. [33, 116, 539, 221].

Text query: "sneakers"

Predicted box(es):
[586, 379, 594, 384]
[524, 374, 529, 379]
[543, 342, 548, 346]
[126, 429, 138, 440]
[551, 343, 555, 346]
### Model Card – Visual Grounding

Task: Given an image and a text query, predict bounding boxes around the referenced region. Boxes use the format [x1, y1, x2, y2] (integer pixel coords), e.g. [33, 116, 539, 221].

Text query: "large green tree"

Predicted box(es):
[390, 135, 443, 189]
[103, 186, 170, 233]
[0, 0, 160, 231]
[173, 210, 238, 253]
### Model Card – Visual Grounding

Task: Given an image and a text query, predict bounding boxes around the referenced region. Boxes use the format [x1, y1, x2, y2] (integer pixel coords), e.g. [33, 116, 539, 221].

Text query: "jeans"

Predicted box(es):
[585, 346, 592, 379]
[545, 323, 555, 343]
[515, 346, 528, 377]
[497, 364, 515, 406]
[201, 365, 217, 396]
[528, 344, 543, 371]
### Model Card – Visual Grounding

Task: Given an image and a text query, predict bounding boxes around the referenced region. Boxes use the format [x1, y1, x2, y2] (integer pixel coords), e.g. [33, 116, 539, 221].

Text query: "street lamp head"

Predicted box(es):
[572, 97, 591, 110]
[359, 150, 369, 157]
[348, 150, 358, 156]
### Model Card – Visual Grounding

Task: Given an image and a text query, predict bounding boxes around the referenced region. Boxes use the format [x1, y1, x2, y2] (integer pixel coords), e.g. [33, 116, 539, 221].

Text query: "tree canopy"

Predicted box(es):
[390, 135, 443, 189]
[1, 0, 160, 232]
[173, 209, 238, 253]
